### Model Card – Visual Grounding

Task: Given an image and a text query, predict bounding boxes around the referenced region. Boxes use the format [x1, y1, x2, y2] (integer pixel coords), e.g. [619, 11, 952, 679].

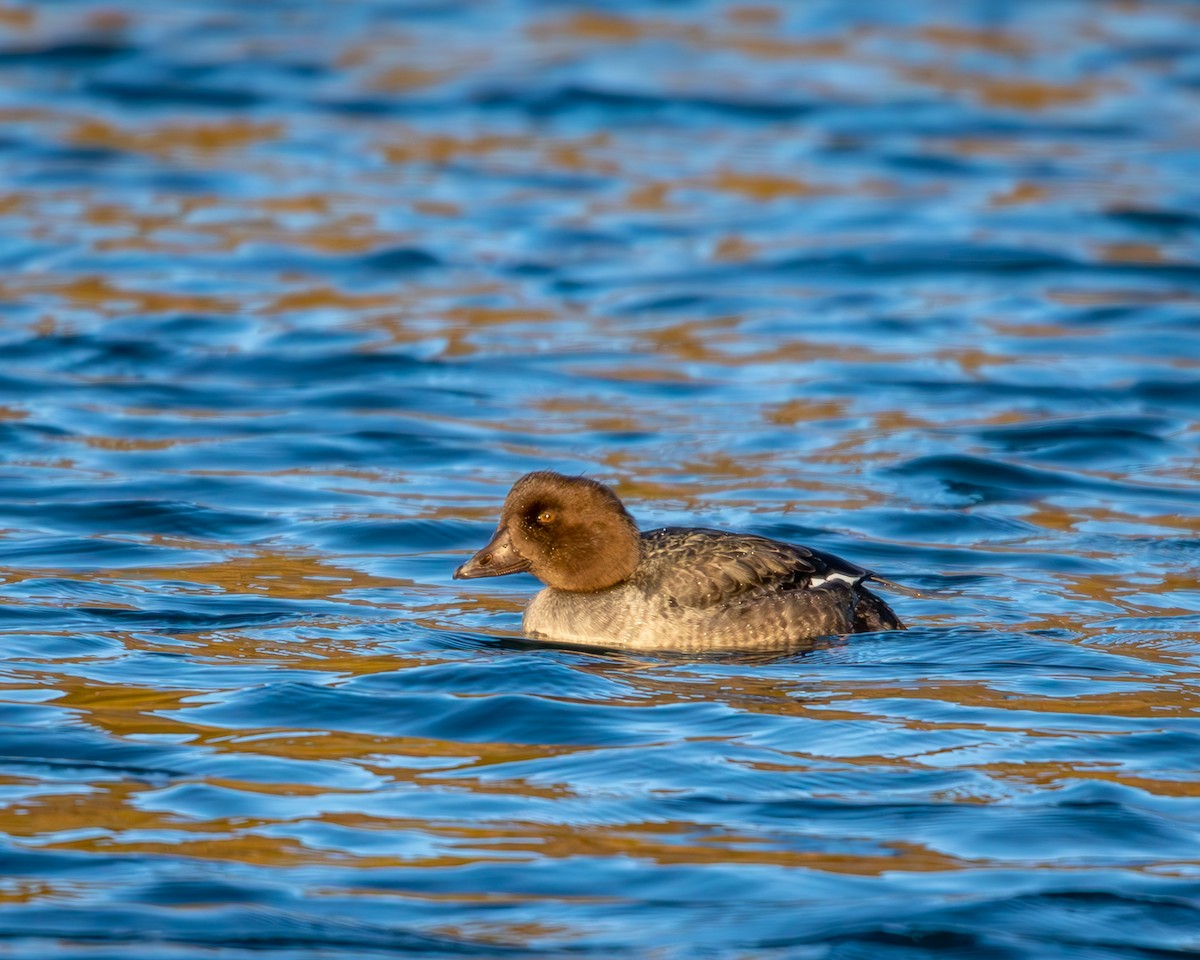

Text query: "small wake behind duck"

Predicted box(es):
[455, 471, 907, 652]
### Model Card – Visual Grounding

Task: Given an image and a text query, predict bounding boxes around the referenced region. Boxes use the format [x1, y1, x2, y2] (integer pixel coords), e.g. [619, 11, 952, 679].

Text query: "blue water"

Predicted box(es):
[2, 1, 1200, 956]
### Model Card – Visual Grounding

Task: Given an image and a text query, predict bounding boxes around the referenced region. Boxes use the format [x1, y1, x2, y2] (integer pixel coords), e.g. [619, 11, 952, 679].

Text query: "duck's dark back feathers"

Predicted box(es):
[636, 527, 869, 608]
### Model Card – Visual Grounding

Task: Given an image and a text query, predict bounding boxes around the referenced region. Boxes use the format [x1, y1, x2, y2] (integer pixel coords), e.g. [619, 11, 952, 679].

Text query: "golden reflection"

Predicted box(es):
[723, 34, 848, 60]
[7, 192, 426, 262]
[380, 131, 614, 174]
[383, 132, 526, 165]
[0, 880, 60, 904]
[523, 399, 695, 442]
[0, 750, 974, 874]
[705, 171, 825, 202]
[5, 618, 1199, 882]
[583, 364, 698, 384]
[622, 182, 674, 211]
[442, 306, 559, 328]
[264, 286, 395, 313]
[68, 119, 285, 158]
[3, 794, 973, 875]
[57, 684, 204, 740]
[1045, 287, 1199, 307]
[433, 920, 578, 949]
[256, 195, 331, 215]
[217, 730, 581, 773]
[903, 67, 1109, 110]
[711, 234, 759, 262]
[532, 8, 848, 62]
[459, 824, 965, 874]
[1095, 241, 1170, 264]
[107, 551, 410, 603]
[1025, 503, 1200, 538]
[67, 435, 214, 452]
[919, 25, 1030, 55]
[724, 5, 782, 27]
[411, 199, 461, 217]
[936, 137, 1083, 160]
[767, 398, 849, 426]
[530, 11, 669, 43]
[369, 66, 450, 92]
[17, 275, 236, 317]
[0, 5, 34, 29]
[965, 763, 1200, 798]
[909, 680, 1199, 722]
[989, 182, 1049, 207]
[584, 450, 890, 510]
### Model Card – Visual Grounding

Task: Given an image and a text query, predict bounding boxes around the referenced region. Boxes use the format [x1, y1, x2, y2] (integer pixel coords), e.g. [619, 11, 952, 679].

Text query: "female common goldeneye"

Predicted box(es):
[454, 470, 905, 651]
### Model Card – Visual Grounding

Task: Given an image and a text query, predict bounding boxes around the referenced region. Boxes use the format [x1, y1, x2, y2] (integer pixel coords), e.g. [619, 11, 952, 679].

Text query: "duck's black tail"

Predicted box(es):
[852, 587, 905, 632]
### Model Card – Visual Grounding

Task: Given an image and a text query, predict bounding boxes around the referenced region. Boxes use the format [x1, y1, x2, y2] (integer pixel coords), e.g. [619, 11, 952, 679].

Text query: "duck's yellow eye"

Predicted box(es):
[537, 510, 555, 524]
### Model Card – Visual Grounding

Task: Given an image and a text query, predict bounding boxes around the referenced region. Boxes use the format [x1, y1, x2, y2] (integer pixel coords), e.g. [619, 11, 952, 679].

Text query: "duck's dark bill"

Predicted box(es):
[454, 528, 532, 579]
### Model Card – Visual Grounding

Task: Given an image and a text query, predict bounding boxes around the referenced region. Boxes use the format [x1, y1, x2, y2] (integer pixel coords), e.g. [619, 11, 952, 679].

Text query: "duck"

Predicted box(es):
[453, 470, 906, 651]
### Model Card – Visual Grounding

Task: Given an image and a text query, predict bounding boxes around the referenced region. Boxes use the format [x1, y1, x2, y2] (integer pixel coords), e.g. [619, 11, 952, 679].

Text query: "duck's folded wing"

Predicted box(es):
[639, 528, 868, 609]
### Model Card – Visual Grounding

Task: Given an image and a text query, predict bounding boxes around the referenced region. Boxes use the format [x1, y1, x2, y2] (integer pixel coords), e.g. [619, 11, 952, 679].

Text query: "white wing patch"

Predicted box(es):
[809, 570, 863, 588]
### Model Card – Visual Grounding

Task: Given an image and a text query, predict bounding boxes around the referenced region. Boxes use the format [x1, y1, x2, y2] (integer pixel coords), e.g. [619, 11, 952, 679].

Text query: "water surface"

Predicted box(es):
[1, 1, 1199, 957]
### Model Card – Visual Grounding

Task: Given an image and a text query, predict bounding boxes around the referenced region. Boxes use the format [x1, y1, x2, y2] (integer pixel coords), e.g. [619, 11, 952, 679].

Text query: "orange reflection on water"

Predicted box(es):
[68, 118, 286, 159]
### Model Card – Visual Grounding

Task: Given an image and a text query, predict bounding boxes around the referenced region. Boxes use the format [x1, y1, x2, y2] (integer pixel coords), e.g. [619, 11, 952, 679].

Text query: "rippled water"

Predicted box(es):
[2, 1, 1199, 956]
